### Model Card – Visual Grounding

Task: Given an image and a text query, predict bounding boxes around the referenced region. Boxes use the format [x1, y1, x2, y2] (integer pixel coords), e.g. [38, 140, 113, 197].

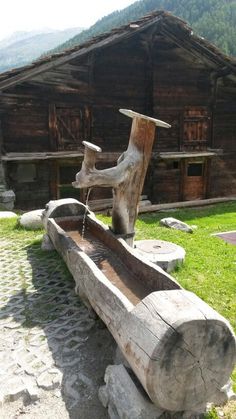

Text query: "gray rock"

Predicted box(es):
[100, 364, 163, 419]
[19, 209, 44, 230]
[0, 211, 17, 219]
[100, 364, 206, 419]
[160, 217, 193, 233]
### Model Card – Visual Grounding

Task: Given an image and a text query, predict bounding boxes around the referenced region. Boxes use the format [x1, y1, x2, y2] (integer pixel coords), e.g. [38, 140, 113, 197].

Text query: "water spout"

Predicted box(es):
[73, 109, 171, 246]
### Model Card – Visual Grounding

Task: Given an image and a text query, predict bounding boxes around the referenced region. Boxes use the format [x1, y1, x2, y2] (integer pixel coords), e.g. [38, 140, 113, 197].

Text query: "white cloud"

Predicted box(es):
[0, 0, 136, 40]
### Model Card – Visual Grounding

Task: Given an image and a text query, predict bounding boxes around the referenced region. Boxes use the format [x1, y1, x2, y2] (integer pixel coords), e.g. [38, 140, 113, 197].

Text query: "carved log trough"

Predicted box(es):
[42, 198, 236, 414]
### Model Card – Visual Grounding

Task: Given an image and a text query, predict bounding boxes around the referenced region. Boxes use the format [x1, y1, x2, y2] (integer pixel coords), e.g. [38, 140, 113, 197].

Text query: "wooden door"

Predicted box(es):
[49, 104, 92, 151]
[182, 159, 207, 201]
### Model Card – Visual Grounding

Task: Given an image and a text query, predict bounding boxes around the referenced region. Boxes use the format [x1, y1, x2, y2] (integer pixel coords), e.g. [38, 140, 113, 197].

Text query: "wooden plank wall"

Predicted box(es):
[6, 161, 51, 208]
[1, 104, 50, 152]
[209, 77, 236, 197]
[152, 37, 212, 152]
[90, 38, 148, 152]
[0, 30, 235, 208]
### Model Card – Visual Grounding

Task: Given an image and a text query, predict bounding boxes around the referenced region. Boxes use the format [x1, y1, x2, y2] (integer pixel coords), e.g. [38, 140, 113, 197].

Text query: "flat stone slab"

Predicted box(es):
[160, 217, 193, 233]
[19, 209, 44, 230]
[135, 239, 185, 272]
[212, 231, 236, 245]
[0, 211, 17, 219]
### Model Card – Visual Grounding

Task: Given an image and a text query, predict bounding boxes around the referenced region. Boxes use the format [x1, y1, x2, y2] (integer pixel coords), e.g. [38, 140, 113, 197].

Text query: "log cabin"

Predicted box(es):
[0, 11, 235, 209]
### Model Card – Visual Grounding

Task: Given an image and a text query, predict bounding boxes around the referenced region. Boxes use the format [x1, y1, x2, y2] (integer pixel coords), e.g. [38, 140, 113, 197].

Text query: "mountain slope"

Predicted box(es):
[52, 0, 236, 56]
[0, 27, 84, 73]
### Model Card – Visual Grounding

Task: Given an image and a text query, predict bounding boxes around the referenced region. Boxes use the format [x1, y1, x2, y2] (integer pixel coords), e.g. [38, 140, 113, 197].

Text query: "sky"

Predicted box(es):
[0, 0, 136, 41]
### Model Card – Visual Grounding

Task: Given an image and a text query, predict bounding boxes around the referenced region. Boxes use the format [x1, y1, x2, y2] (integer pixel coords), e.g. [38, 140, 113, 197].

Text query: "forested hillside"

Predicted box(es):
[53, 0, 236, 56]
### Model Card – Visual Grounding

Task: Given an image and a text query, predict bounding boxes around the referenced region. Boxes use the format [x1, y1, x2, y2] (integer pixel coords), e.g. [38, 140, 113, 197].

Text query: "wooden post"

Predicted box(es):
[73, 109, 170, 246]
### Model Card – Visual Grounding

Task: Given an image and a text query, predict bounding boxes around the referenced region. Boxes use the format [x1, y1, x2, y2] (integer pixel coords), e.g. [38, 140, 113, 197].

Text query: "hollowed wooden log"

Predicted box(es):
[43, 199, 236, 413]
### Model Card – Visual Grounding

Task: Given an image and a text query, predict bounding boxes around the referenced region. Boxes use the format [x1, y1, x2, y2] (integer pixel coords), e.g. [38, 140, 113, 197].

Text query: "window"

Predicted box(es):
[187, 163, 203, 177]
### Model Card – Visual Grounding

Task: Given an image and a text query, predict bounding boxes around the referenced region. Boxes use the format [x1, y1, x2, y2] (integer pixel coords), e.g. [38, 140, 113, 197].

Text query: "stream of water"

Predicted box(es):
[81, 188, 92, 240]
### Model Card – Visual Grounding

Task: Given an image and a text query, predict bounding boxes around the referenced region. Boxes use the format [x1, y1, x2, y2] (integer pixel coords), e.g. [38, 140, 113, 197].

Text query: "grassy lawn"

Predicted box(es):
[98, 202, 236, 396]
[98, 202, 236, 329]
[0, 202, 236, 417]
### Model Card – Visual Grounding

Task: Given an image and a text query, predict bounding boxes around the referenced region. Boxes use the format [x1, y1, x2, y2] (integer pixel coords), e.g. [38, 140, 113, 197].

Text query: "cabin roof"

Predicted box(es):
[0, 10, 236, 91]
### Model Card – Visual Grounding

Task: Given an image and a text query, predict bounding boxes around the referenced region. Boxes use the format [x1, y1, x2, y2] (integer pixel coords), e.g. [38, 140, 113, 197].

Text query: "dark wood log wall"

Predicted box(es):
[1, 104, 50, 152]
[6, 161, 51, 208]
[0, 28, 235, 208]
[209, 77, 236, 198]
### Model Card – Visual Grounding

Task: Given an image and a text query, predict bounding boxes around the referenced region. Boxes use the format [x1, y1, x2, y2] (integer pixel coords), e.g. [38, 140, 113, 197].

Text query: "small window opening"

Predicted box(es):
[173, 161, 179, 169]
[187, 163, 203, 177]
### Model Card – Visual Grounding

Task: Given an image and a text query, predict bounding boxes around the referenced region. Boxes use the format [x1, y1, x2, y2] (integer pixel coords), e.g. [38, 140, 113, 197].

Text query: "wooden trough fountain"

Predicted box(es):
[42, 110, 236, 415]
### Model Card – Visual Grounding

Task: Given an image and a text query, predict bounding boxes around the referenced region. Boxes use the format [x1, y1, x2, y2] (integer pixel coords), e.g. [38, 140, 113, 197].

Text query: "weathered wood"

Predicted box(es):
[0, 16, 163, 92]
[137, 196, 236, 213]
[48, 104, 58, 151]
[43, 199, 236, 413]
[73, 110, 170, 245]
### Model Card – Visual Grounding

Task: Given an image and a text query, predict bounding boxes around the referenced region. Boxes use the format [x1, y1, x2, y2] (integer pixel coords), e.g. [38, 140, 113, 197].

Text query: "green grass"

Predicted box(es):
[98, 202, 236, 397]
[0, 217, 44, 243]
[98, 202, 236, 331]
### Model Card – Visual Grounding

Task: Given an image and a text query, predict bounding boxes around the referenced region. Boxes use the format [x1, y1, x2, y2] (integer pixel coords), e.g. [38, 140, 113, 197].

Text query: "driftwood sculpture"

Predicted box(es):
[72, 109, 170, 246]
[42, 199, 236, 415]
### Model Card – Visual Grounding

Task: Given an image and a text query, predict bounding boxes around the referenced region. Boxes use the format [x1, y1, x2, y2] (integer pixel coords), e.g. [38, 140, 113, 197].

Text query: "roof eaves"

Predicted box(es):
[0, 12, 164, 92]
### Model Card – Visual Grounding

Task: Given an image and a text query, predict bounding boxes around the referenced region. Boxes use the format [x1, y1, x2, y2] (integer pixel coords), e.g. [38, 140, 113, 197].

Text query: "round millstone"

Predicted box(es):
[134, 239, 185, 272]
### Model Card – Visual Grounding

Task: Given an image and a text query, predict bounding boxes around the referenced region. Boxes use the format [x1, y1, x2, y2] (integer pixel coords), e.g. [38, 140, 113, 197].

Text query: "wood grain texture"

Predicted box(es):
[44, 205, 236, 412]
[73, 115, 158, 246]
